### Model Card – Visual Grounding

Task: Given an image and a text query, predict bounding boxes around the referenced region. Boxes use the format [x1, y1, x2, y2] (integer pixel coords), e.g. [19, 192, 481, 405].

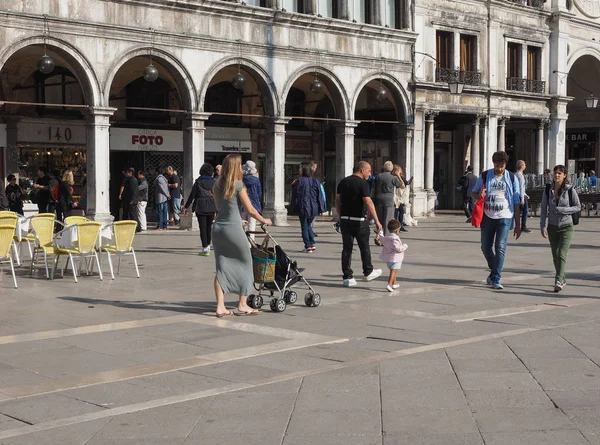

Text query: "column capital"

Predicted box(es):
[333, 120, 360, 128]
[186, 111, 211, 121]
[539, 118, 550, 128]
[264, 116, 291, 127]
[83, 107, 117, 119]
[498, 116, 510, 126]
[425, 110, 439, 121]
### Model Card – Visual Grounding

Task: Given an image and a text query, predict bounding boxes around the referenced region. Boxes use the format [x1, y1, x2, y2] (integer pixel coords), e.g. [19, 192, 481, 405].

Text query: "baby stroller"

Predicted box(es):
[246, 226, 321, 313]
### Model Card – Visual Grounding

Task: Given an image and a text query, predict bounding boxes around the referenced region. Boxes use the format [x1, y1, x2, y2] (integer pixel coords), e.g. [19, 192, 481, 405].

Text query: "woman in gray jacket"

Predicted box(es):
[540, 165, 581, 292]
[154, 167, 170, 230]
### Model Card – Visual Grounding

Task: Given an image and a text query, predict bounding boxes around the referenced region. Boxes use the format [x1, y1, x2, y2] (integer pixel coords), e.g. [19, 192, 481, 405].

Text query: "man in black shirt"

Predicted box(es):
[119, 167, 139, 222]
[335, 161, 383, 287]
[167, 166, 181, 225]
[33, 167, 51, 213]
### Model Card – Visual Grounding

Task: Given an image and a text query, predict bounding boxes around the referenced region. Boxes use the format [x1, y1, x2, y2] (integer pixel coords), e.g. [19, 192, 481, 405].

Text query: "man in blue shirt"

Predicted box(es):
[472, 151, 522, 290]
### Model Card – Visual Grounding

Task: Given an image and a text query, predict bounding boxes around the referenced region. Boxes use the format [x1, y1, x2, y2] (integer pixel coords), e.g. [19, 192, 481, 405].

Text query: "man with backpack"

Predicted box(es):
[458, 165, 477, 223]
[471, 151, 521, 290]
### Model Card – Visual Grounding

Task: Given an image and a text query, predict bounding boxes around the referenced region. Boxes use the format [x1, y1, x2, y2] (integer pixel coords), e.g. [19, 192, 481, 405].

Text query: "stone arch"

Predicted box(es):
[351, 73, 411, 121]
[103, 47, 197, 111]
[281, 66, 349, 120]
[566, 47, 600, 72]
[0, 35, 101, 106]
[199, 56, 278, 117]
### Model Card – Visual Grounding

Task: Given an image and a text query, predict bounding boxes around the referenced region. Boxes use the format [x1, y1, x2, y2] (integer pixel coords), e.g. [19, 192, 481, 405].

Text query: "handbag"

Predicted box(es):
[471, 186, 486, 228]
[251, 235, 276, 283]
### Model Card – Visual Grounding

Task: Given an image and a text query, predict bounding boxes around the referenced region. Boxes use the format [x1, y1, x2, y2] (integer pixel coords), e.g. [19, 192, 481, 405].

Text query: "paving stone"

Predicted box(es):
[92, 399, 212, 440]
[284, 435, 382, 445]
[531, 370, 600, 391]
[295, 387, 381, 412]
[237, 378, 303, 394]
[382, 389, 468, 411]
[464, 390, 554, 409]
[0, 393, 104, 424]
[115, 343, 216, 364]
[300, 370, 380, 393]
[0, 364, 52, 388]
[127, 371, 234, 396]
[382, 407, 479, 435]
[563, 408, 600, 436]
[383, 432, 484, 445]
[192, 333, 283, 350]
[2, 418, 111, 445]
[547, 390, 600, 409]
[472, 408, 575, 433]
[286, 410, 382, 436]
[209, 392, 297, 414]
[448, 358, 526, 373]
[236, 352, 340, 373]
[188, 410, 291, 438]
[0, 413, 28, 433]
[521, 357, 600, 373]
[456, 372, 541, 391]
[481, 429, 590, 445]
[183, 435, 281, 445]
[183, 361, 286, 383]
[444, 339, 517, 360]
[381, 371, 461, 391]
[60, 381, 171, 408]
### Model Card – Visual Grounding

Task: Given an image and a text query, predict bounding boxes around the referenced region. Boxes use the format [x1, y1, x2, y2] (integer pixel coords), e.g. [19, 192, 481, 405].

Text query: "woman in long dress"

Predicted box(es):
[212, 154, 272, 317]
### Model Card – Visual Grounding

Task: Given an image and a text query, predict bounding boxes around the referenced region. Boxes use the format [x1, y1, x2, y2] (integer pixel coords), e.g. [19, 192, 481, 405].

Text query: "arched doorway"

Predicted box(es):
[282, 69, 346, 210]
[106, 53, 194, 221]
[0, 42, 96, 214]
[566, 55, 600, 179]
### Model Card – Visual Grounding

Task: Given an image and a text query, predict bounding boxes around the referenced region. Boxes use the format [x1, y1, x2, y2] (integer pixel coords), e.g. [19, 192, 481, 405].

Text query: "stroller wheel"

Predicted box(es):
[304, 293, 313, 307]
[284, 290, 297, 305]
[311, 293, 321, 307]
[249, 294, 263, 309]
[271, 298, 287, 313]
[248, 294, 256, 309]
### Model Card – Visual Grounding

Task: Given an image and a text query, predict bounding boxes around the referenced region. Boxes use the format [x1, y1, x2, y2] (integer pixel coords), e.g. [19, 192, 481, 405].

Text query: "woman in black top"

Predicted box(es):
[56, 170, 74, 223]
[184, 163, 216, 256]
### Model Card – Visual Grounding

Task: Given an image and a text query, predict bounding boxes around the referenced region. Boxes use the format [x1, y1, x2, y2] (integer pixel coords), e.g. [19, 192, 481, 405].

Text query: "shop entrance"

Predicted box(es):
[434, 144, 451, 210]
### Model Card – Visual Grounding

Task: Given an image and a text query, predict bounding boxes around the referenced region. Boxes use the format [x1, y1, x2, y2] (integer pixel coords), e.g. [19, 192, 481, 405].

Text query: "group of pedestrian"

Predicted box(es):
[31, 167, 77, 224]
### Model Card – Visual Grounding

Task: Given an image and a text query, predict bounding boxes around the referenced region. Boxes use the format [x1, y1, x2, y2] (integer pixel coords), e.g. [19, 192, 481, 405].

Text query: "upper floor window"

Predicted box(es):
[507, 42, 521, 79]
[350, 0, 371, 23]
[245, 0, 268, 6]
[385, 0, 405, 28]
[316, 0, 339, 17]
[506, 42, 545, 93]
[527, 46, 541, 80]
[460, 35, 476, 72]
[282, 0, 305, 12]
[35, 68, 84, 116]
[436, 31, 453, 69]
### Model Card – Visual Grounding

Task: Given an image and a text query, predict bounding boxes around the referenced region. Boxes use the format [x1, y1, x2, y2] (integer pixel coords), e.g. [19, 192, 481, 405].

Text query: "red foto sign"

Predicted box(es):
[132, 134, 164, 145]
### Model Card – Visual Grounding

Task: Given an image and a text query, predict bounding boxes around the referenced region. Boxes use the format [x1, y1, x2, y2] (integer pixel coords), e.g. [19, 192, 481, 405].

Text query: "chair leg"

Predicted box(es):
[94, 252, 103, 281]
[51, 254, 60, 280]
[29, 249, 37, 275]
[132, 248, 140, 278]
[106, 252, 115, 280]
[43, 251, 50, 279]
[12, 241, 21, 267]
[117, 255, 122, 275]
[9, 256, 17, 289]
[27, 241, 33, 261]
[69, 253, 78, 283]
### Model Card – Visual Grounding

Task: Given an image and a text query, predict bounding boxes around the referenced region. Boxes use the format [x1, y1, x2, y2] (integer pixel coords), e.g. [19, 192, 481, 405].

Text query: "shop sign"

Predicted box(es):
[110, 128, 182, 152]
[566, 131, 597, 142]
[0, 124, 6, 147]
[285, 138, 312, 155]
[205, 127, 251, 141]
[205, 140, 252, 153]
[17, 122, 87, 145]
[434, 131, 452, 143]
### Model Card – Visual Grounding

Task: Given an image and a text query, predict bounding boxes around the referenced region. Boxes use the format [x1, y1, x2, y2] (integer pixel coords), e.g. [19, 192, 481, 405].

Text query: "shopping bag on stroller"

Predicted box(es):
[251, 235, 276, 283]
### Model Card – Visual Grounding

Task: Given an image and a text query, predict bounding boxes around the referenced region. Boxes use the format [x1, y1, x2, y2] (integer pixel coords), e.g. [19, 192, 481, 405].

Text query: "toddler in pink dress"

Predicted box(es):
[378, 219, 408, 292]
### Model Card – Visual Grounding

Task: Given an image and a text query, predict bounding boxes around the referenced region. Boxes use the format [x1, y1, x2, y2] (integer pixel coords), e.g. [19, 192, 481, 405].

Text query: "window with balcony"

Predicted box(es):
[527, 46, 544, 93]
[506, 42, 525, 91]
[435, 31, 454, 84]
[459, 34, 481, 85]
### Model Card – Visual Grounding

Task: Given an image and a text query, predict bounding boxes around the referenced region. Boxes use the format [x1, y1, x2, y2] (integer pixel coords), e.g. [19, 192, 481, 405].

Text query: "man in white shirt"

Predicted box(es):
[515, 160, 531, 233]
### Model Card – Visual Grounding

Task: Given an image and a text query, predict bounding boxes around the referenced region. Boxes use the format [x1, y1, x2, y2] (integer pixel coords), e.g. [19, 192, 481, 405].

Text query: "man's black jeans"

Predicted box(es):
[340, 220, 373, 280]
[463, 196, 474, 218]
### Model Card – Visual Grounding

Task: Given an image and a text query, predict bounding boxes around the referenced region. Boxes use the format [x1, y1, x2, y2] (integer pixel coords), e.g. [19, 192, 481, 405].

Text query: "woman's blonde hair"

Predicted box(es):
[62, 170, 74, 185]
[216, 154, 243, 200]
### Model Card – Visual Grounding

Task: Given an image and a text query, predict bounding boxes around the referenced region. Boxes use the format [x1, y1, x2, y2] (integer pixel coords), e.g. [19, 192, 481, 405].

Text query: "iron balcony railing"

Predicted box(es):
[435, 68, 482, 86]
[506, 77, 546, 93]
[505, 0, 545, 8]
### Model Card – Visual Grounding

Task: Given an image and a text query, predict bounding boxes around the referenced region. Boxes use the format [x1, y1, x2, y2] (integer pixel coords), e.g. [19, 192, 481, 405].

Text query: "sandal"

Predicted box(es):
[215, 310, 234, 318]
[234, 309, 260, 316]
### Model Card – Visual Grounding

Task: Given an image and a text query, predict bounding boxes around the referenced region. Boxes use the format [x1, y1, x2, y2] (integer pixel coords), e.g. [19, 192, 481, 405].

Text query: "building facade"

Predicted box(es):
[0, 0, 598, 223]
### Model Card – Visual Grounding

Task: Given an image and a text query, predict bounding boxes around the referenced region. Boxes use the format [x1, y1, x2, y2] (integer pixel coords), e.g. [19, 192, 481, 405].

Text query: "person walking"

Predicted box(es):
[373, 161, 402, 235]
[154, 167, 169, 230]
[5, 174, 24, 214]
[242, 160, 262, 241]
[166, 166, 181, 226]
[56, 170, 75, 223]
[471, 151, 522, 290]
[515, 160, 531, 233]
[184, 163, 216, 256]
[335, 161, 383, 287]
[378, 219, 408, 292]
[119, 168, 138, 222]
[459, 165, 477, 223]
[212, 154, 272, 317]
[290, 162, 325, 253]
[540, 165, 581, 292]
[136, 170, 148, 232]
[392, 165, 413, 232]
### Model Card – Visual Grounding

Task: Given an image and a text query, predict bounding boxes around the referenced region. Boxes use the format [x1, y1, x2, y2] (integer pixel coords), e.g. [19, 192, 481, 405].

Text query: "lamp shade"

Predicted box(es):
[375, 86, 388, 102]
[143, 64, 159, 82]
[310, 78, 323, 94]
[37, 54, 55, 74]
[585, 94, 598, 109]
[448, 80, 464, 95]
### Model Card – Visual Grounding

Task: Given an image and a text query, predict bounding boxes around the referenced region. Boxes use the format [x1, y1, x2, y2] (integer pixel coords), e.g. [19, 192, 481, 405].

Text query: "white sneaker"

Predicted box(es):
[365, 269, 382, 281]
[343, 278, 357, 287]
[386, 285, 394, 292]
[392, 284, 400, 289]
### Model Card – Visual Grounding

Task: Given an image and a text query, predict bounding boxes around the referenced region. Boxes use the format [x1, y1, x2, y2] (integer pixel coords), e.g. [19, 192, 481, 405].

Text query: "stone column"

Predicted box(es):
[425, 111, 438, 216]
[471, 116, 481, 176]
[536, 119, 549, 175]
[481, 117, 488, 174]
[486, 115, 498, 170]
[549, 97, 569, 167]
[497, 117, 508, 152]
[182, 112, 210, 230]
[392, 124, 412, 172]
[3, 118, 21, 176]
[84, 107, 116, 225]
[334, 120, 359, 189]
[263, 117, 290, 226]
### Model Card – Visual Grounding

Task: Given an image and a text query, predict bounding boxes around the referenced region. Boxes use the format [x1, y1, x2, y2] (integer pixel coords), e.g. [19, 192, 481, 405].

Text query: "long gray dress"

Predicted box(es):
[212, 180, 254, 295]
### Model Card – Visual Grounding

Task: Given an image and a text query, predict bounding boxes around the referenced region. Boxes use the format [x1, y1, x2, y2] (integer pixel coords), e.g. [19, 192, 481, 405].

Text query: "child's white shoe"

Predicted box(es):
[386, 285, 394, 292]
[392, 284, 400, 289]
